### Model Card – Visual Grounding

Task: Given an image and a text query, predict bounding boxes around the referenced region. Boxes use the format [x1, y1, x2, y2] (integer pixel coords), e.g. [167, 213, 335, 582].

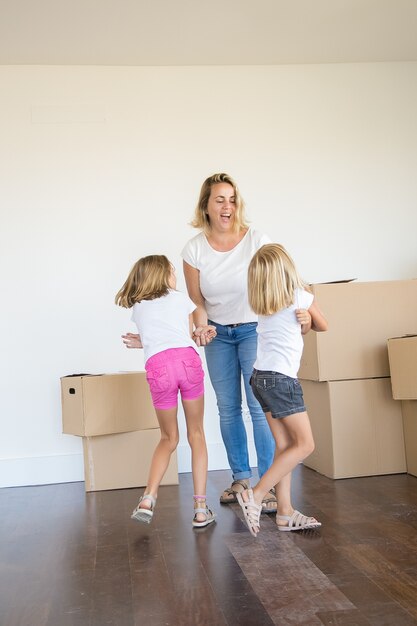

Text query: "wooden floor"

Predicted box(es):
[1, 466, 417, 626]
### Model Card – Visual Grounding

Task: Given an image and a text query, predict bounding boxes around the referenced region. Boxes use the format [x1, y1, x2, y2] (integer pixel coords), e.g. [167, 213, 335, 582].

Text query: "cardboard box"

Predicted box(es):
[299, 279, 417, 381]
[61, 372, 157, 436]
[401, 401, 417, 477]
[387, 335, 417, 400]
[301, 377, 406, 479]
[83, 428, 179, 491]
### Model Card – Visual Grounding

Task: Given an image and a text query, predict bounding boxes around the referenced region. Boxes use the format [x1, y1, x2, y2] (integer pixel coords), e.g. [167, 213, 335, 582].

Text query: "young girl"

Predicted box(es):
[115, 254, 216, 528]
[236, 244, 328, 537]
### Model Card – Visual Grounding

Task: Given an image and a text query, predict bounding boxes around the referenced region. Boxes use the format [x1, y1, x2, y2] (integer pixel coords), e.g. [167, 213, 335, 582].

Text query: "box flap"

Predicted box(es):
[61, 373, 101, 379]
[315, 278, 357, 285]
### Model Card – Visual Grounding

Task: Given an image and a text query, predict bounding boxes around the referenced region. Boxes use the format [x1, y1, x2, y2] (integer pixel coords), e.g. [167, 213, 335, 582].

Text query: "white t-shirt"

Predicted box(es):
[131, 290, 198, 364]
[181, 227, 270, 325]
[254, 288, 314, 379]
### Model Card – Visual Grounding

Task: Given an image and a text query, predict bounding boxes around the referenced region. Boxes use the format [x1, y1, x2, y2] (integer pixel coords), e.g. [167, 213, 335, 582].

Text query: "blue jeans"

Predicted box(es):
[204, 321, 275, 480]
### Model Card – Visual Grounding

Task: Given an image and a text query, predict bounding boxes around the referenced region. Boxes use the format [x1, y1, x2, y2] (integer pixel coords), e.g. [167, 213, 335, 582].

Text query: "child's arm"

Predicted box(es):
[189, 315, 195, 338]
[307, 299, 328, 332]
[295, 309, 312, 335]
[122, 333, 143, 349]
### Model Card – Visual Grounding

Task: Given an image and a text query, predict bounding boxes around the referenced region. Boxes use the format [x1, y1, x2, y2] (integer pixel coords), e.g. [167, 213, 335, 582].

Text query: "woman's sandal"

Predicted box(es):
[131, 494, 156, 524]
[219, 479, 250, 504]
[261, 487, 278, 514]
[276, 510, 321, 532]
[192, 496, 216, 528]
[236, 489, 262, 538]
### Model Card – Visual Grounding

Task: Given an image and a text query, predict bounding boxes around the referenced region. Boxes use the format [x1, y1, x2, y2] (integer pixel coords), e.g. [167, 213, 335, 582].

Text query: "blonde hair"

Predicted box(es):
[248, 244, 307, 316]
[191, 172, 249, 234]
[115, 255, 172, 308]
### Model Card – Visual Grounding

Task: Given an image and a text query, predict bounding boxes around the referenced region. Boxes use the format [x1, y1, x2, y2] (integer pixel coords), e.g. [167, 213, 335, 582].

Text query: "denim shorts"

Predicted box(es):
[250, 369, 306, 419]
[145, 347, 204, 410]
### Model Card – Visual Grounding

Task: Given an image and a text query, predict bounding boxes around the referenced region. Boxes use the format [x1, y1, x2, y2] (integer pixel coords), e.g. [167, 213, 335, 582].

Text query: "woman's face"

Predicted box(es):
[206, 182, 236, 232]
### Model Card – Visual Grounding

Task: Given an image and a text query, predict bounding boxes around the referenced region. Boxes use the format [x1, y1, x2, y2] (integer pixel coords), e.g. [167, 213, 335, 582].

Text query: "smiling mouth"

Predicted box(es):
[221, 213, 231, 219]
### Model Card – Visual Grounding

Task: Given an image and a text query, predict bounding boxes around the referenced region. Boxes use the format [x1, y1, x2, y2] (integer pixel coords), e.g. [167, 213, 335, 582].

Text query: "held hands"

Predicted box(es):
[121, 327, 217, 349]
[192, 325, 217, 347]
[122, 333, 143, 349]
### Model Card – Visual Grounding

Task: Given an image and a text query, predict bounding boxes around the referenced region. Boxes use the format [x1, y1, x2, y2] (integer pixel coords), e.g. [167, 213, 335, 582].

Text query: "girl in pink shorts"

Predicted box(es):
[115, 254, 217, 528]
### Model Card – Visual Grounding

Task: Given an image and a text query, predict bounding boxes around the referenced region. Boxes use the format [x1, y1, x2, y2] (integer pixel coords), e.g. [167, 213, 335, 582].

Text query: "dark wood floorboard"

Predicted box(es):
[1, 466, 417, 625]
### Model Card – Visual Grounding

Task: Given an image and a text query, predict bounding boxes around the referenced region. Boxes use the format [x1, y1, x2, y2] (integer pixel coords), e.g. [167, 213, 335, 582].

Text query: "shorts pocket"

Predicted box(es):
[146, 366, 169, 392]
[253, 375, 276, 392]
[292, 379, 304, 401]
[182, 358, 204, 385]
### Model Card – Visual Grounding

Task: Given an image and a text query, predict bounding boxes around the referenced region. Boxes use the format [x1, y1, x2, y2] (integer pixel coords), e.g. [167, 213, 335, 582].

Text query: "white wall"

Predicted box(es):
[1, 63, 416, 487]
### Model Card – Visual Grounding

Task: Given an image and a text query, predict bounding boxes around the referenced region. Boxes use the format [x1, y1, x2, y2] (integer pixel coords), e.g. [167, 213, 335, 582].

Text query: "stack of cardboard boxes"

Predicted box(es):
[387, 335, 417, 477]
[61, 372, 178, 491]
[299, 279, 417, 479]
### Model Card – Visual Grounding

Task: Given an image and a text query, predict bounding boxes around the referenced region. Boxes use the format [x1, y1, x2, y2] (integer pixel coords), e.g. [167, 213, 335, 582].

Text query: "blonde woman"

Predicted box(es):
[181, 173, 277, 512]
[236, 243, 328, 537]
[115, 255, 216, 528]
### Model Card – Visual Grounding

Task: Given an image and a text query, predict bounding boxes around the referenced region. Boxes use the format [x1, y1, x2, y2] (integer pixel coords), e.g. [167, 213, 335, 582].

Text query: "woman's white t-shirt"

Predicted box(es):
[181, 227, 270, 325]
[254, 288, 314, 379]
[131, 290, 197, 364]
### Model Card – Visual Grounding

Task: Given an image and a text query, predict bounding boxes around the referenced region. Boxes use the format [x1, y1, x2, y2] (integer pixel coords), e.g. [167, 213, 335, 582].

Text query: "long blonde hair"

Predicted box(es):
[115, 255, 172, 308]
[248, 244, 307, 315]
[191, 172, 249, 234]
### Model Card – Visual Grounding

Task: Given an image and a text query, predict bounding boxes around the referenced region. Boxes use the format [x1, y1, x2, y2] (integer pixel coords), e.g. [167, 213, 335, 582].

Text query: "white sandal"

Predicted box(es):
[131, 494, 156, 524]
[192, 496, 216, 528]
[236, 489, 262, 537]
[277, 509, 321, 532]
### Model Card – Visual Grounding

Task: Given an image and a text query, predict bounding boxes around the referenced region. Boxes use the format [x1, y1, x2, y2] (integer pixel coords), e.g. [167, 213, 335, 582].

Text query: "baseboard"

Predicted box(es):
[0, 453, 85, 488]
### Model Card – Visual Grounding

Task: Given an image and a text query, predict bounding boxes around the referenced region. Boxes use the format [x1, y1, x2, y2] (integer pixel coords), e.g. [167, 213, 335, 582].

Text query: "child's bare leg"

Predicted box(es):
[182, 395, 209, 522]
[139, 406, 179, 510]
[269, 418, 294, 516]
[276, 472, 292, 515]
[268, 414, 320, 529]
[250, 411, 315, 507]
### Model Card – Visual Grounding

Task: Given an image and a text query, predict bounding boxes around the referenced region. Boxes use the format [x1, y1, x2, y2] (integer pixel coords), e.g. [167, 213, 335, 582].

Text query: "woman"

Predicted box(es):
[181, 173, 278, 512]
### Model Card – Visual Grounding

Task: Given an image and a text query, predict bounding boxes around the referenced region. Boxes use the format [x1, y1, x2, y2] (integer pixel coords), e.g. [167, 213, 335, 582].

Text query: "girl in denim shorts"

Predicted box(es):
[115, 255, 216, 528]
[236, 244, 328, 537]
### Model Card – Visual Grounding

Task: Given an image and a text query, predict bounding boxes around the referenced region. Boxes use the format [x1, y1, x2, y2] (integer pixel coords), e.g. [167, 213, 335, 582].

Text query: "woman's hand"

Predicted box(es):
[122, 333, 143, 349]
[192, 325, 217, 346]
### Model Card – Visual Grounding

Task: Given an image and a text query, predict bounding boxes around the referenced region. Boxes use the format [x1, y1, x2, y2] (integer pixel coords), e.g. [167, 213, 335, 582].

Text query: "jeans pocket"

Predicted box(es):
[146, 366, 169, 392]
[182, 358, 204, 385]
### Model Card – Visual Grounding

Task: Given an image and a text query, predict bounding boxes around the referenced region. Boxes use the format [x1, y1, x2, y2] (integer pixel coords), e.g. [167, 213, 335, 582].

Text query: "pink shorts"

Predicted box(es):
[145, 347, 204, 410]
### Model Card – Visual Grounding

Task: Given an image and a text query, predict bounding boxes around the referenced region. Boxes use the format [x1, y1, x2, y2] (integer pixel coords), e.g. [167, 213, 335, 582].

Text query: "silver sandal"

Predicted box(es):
[192, 496, 216, 528]
[131, 494, 156, 524]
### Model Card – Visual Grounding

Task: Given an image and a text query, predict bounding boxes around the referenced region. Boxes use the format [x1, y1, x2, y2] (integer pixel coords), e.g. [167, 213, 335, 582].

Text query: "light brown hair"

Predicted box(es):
[115, 255, 172, 308]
